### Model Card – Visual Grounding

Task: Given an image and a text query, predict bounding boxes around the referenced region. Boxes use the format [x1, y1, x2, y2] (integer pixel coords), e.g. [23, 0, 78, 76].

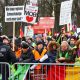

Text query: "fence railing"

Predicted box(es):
[9, 63, 80, 80]
[0, 62, 10, 80]
[0, 63, 80, 80]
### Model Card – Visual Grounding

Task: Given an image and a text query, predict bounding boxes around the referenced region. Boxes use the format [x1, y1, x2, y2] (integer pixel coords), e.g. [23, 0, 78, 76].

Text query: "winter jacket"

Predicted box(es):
[0, 42, 17, 64]
[44, 50, 57, 63]
[32, 48, 47, 60]
[57, 48, 73, 63]
[19, 48, 35, 63]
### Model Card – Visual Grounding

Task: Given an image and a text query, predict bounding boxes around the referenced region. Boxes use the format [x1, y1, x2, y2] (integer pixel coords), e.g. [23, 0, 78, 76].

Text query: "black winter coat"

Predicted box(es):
[0, 42, 17, 64]
[19, 48, 35, 63]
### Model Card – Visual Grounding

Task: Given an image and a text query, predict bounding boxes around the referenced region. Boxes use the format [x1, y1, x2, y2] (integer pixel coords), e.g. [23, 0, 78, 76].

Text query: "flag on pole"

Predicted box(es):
[19, 26, 24, 38]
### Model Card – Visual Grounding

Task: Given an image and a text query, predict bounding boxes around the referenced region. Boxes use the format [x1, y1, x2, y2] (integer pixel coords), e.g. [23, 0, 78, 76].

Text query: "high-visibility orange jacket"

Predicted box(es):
[32, 48, 47, 60]
[15, 49, 21, 58]
[32, 48, 47, 69]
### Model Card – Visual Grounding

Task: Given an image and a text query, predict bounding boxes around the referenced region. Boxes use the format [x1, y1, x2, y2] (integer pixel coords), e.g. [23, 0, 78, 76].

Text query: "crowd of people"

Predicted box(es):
[0, 32, 80, 64]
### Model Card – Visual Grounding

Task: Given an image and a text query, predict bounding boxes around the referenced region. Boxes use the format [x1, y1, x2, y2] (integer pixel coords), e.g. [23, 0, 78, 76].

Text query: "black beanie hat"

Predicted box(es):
[37, 41, 43, 45]
[21, 41, 29, 49]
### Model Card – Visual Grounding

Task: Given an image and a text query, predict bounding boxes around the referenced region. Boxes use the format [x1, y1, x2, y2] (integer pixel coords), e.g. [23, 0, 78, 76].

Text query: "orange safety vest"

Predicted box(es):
[32, 48, 47, 69]
[15, 49, 21, 58]
[32, 48, 47, 60]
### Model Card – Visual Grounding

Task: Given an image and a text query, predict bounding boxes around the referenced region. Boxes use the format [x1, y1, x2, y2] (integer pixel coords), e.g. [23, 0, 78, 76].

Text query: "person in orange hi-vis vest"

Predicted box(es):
[15, 47, 21, 58]
[32, 41, 47, 70]
[15, 38, 22, 58]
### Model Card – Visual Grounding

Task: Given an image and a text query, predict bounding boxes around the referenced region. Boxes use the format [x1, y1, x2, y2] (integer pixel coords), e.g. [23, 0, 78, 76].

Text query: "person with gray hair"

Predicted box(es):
[56, 41, 74, 63]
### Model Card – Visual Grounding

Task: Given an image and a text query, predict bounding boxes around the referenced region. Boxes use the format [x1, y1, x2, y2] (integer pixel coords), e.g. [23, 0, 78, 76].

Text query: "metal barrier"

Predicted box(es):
[9, 63, 80, 80]
[0, 62, 10, 80]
